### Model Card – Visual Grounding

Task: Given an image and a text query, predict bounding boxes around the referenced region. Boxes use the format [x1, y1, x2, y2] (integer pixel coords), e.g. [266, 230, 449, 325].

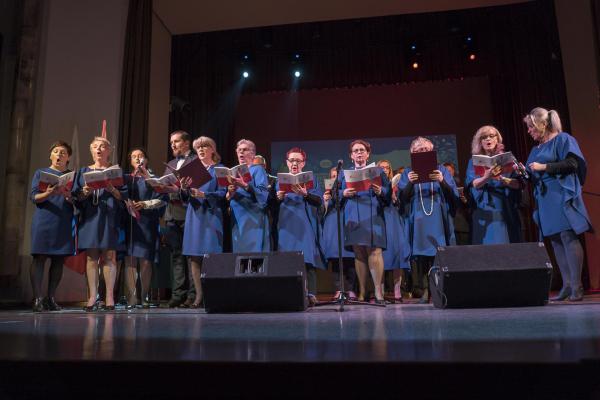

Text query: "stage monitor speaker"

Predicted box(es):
[201, 251, 308, 313]
[429, 242, 552, 309]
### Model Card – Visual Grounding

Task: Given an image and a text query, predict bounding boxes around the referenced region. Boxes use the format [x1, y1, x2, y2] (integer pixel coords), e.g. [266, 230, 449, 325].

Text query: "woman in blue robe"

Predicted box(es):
[227, 139, 270, 252]
[275, 147, 325, 303]
[340, 140, 391, 304]
[465, 125, 523, 245]
[72, 136, 127, 311]
[182, 136, 226, 308]
[398, 136, 459, 303]
[123, 148, 166, 308]
[29, 140, 75, 312]
[322, 167, 357, 300]
[377, 160, 410, 303]
[524, 107, 592, 302]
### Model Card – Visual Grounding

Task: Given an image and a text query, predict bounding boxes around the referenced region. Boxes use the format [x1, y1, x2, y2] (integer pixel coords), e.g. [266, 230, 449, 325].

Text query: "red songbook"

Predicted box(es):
[410, 151, 438, 183]
[38, 170, 75, 192]
[164, 157, 211, 189]
[214, 164, 252, 187]
[472, 152, 517, 177]
[343, 163, 382, 192]
[277, 171, 314, 193]
[83, 165, 123, 189]
[323, 178, 336, 191]
[125, 199, 141, 220]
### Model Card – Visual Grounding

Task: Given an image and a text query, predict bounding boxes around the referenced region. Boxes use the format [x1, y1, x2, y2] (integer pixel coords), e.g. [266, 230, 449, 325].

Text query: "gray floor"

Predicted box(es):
[2, 302, 600, 364]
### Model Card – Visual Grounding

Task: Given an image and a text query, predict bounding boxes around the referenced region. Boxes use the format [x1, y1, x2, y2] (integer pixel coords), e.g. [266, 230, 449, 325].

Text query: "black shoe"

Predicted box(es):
[45, 297, 62, 311]
[83, 305, 98, 312]
[568, 287, 584, 302]
[550, 286, 571, 301]
[102, 305, 116, 311]
[374, 299, 387, 306]
[32, 298, 44, 313]
[168, 299, 183, 308]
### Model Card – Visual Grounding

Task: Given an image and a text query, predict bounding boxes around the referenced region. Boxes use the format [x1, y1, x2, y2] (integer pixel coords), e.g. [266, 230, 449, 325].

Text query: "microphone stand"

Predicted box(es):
[315, 162, 385, 311]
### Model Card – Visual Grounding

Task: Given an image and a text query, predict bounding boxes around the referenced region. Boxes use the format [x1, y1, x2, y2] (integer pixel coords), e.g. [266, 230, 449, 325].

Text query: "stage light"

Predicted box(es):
[242, 71, 249, 78]
[466, 36, 472, 42]
[294, 70, 301, 78]
[243, 55, 249, 60]
[412, 62, 419, 69]
[469, 53, 476, 61]
[295, 54, 300, 59]
[411, 44, 416, 51]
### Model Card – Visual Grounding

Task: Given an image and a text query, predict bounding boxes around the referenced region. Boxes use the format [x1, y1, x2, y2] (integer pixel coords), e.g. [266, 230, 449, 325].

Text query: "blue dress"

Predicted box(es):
[182, 164, 227, 256]
[276, 180, 325, 269]
[465, 159, 522, 244]
[229, 164, 271, 252]
[526, 132, 592, 237]
[72, 166, 128, 250]
[398, 165, 458, 257]
[322, 200, 353, 259]
[382, 201, 411, 270]
[29, 168, 75, 256]
[340, 167, 391, 250]
[124, 174, 166, 261]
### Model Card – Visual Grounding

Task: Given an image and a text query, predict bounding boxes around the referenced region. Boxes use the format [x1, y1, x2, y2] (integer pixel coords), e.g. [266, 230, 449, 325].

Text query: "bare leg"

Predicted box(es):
[367, 247, 384, 301]
[124, 256, 139, 305]
[393, 269, 403, 300]
[102, 250, 117, 307]
[85, 250, 100, 307]
[353, 245, 369, 301]
[190, 256, 202, 306]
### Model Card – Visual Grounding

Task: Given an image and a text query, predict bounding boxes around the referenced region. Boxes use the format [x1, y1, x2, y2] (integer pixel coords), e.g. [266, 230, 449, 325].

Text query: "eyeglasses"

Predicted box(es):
[236, 147, 253, 153]
[481, 134, 498, 140]
[287, 158, 304, 164]
[352, 148, 367, 154]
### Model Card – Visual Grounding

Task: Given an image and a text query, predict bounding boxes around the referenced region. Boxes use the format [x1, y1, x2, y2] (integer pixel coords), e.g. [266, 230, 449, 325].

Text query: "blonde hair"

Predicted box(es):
[236, 138, 256, 154]
[523, 107, 563, 137]
[193, 136, 221, 163]
[377, 159, 394, 180]
[471, 125, 504, 155]
[409, 136, 434, 153]
[89, 136, 112, 152]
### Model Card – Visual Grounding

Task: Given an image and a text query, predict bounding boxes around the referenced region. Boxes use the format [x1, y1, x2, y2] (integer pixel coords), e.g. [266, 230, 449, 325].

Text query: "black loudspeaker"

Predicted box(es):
[201, 251, 308, 313]
[429, 242, 553, 309]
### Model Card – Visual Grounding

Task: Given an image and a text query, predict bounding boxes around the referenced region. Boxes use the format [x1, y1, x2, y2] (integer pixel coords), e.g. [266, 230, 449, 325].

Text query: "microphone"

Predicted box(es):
[336, 160, 343, 170]
[513, 160, 529, 180]
[135, 158, 146, 176]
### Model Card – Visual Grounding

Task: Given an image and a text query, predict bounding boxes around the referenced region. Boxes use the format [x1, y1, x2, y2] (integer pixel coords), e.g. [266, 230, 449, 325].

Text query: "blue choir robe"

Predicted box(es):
[124, 174, 166, 261]
[382, 199, 411, 270]
[526, 132, 592, 237]
[322, 199, 354, 259]
[276, 180, 326, 269]
[72, 166, 128, 250]
[182, 164, 227, 256]
[465, 159, 522, 244]
[229, 164, 271, 252]
[398, 165, 458, 257]
[29, 167, 75, 256]
[340, 166, 391, 251]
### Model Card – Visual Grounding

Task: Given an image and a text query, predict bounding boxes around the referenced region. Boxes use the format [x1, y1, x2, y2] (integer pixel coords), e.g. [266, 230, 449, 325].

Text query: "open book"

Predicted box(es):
[343, 163, 382, 191]
[277, 171, 314, 193]
[83, 165, 123, 190]
[38, 170, 75, 192]
[164, 157, 211, 189]
[145, 173, 178, 193]
[472, 151, 516, 176]
[323, 178, 336, 191]
[214, 164, 251, 187]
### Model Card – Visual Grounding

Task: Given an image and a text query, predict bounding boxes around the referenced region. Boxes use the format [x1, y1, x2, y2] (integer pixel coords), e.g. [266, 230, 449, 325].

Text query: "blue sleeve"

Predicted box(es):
[379, 171, 392, 207]
[557, 132, 587, 184]
[30, 169, 41, 203]
[249, 165, 270, 209]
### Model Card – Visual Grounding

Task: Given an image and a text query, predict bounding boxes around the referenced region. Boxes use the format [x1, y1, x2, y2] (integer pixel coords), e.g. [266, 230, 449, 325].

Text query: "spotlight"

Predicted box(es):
[412, 62, 419, 69]
[243, 55, 249, 60]
[295, 54, 301, 59]
[242, 71, 249, 78]
[294, 70, 301, 78]
[411, 44, 416, 50]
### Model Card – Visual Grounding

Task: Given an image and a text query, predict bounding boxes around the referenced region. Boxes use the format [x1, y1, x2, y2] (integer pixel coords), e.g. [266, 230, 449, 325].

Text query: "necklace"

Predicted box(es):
[418, 182, 434, 216]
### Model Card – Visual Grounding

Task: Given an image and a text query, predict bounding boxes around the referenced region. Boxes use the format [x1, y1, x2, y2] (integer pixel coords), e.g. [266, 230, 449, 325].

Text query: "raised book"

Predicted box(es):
[83, 165, 123, 189]
[145, 173, 178, 193]
[164, 157, 211, 189]
[38, 170, 75, 192]
[323, 178, 335, 191]
[214, 164, 252, 187]
[472, 152, 516, 176]
[343, 163, 382, 191]
[410, 150, 437, 183]
[277, 171, 314, 193]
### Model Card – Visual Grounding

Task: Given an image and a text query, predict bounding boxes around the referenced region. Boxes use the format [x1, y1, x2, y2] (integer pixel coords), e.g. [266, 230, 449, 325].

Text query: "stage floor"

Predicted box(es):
[1, 299, 600, 364]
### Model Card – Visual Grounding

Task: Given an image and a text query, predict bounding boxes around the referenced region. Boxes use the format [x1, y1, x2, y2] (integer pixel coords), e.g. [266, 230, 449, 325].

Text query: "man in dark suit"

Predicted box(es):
[163, 130, 197, 307]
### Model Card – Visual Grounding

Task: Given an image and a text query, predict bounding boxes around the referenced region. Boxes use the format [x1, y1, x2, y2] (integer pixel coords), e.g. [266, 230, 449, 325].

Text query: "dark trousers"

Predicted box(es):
[412, 256, 434, 295]
[165, 220, 194, 302]
[330, 257, 357, 293]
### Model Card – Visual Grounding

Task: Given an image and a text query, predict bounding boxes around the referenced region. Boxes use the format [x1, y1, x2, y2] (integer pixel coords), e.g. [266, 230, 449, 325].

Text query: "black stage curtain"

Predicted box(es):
[169, 0, 568, 241]
[118, 0, 152, 168]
